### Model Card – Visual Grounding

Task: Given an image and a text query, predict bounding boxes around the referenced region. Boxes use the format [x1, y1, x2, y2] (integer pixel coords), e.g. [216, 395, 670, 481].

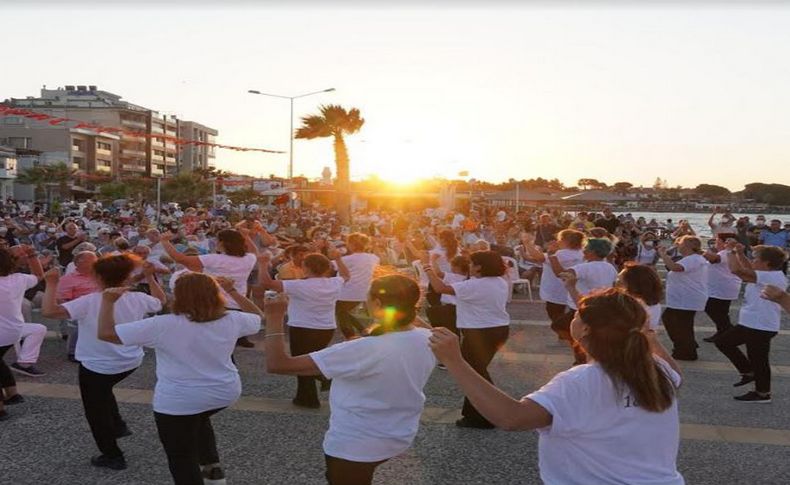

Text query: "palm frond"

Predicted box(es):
[295, 115, 333, 139]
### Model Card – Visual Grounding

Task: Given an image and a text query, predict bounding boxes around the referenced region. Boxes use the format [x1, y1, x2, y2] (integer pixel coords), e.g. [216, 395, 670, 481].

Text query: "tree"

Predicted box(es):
[741, 183, 790, 206]
[16, 162, 77, 203]
[577, 178, 606, 191]
[694, 184, 731, 198]
[161, 172, 213, 207]
[226, 188, 267, 206]
[97, 178, 155, 204]
[612, 182, 633, 194]
[295, 104, 364, 224]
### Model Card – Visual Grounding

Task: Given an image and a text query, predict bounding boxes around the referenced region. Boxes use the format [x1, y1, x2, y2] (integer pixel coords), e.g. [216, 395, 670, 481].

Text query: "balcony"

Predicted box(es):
[151, 166, 164, 176]
[96, 148, 112, 156]
[164, 158, 177, 166]
[151, 126, 165, 135]
[122, 164, 147, 173]
[151, 139, 165, 148]
[121, 148, 147, 158]
[152, 154, 164, 162]
[121, 118, 146, 130]
[96, 165, 112, 173]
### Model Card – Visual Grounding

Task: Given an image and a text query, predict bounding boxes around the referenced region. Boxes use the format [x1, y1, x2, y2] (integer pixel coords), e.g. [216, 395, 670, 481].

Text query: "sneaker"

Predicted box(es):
[10, 363, 46, 377]
[115, 425, 133, 438]
[3, 394, 24, 405]
[734, 391, 772, 403]
[90, 454, 127, 471]
[702, 333, 720, 343]
[202, 465, 227, 485]
[671, 351, 698, 362]
[292, 398, 321, 409]
[454, 417, 495, 429]
[733, 374, 755, 388]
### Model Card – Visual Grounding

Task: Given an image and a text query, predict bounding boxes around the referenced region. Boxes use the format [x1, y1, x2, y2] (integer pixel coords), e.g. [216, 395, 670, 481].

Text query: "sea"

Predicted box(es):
[609, 211, 789, 238]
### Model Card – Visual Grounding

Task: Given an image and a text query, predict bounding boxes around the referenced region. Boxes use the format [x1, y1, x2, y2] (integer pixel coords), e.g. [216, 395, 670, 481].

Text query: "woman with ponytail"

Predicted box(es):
[264, 275, 436, 485]
[430, 288, 684, 485]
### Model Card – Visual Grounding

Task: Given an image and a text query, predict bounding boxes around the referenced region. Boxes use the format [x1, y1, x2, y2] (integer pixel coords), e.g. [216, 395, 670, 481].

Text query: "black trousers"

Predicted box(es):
[544, 301, 567, 327]
[550, 310, 587, 364]
[662, 308, 698, 359]
[460, 326, 509, 426]
[715, 325, 778, 393]
[0, 345, 15, 389]
[154, 407, 224, 485]
[325, 455, 387, 485]
[426, 303, 458, 336]
[705, 298, 734, 334]
[289, 326, 335, 405]
[335, 301, 366, 339]
[78, 365, 136, 458]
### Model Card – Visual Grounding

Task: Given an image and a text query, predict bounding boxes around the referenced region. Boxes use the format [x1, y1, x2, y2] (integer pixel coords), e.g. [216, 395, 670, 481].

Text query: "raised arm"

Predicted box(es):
[520, 233, 546, 263]
[762, 285, 790, 313]
[727, 242, 756, 283]
[143, 262, 168, 307]
[256, 253, 284, 292]
[97, 288, 128, 344]
[429, 327, 552, 431]
[263, 294, 322, 376]
[560, 269, 582, 305]
[424, 265, 455, 295]
[657, 246, 684, 272]
[41, 268, 71, 319]
[217, 277, 265, 318]
[160, 233, 203, 271]
[329, 248, 350, 282]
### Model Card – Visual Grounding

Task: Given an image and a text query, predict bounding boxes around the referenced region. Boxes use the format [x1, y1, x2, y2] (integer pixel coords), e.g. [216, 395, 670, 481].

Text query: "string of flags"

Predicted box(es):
[0, 104, 284, 154]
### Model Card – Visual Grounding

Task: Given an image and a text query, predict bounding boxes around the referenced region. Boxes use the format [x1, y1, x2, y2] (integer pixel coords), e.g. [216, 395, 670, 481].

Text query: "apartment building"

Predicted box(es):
[178, 121, 217, 172]
[0, 145, 16, 201]
[2, 85, 218, 182]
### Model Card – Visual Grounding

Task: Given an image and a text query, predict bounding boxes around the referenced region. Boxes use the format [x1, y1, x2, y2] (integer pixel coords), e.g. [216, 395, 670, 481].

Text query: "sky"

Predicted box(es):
[3, 2, 790, 191]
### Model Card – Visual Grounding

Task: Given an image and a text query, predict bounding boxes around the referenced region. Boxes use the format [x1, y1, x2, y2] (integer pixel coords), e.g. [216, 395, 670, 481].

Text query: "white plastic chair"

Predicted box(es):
[502, 256, 533, 301]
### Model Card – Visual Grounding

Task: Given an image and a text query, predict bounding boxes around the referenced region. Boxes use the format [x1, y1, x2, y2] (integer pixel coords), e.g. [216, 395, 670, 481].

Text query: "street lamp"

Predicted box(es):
[247, 88, 335, 180]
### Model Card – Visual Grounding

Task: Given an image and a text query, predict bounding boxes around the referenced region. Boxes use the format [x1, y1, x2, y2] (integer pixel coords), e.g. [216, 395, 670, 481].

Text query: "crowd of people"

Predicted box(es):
[1, 197, 790, 485]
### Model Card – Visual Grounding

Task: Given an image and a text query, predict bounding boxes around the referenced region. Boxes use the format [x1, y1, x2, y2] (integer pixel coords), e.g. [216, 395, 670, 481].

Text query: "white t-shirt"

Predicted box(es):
[526, 359, 684, 485]
[665, 254, 709, 311]
[540, 250, 584, 305]
[63, 292, 162, 375]
[706, 251, 741, 301]
[738, 271, 788, 332]
[338, 253, 380, 302]
[0, 273, 39, 346]
[646, 303, 662, 330]
[310, 329, 436, 462]
[440, 272, 467, 305]
[429, 247, 453, 274]
[567, 260, 618, 310]
[115, 311, 261, 415]
[451, 277, 510, 329]
[283, 276, 345, 329]
[198, 253, 257, 309]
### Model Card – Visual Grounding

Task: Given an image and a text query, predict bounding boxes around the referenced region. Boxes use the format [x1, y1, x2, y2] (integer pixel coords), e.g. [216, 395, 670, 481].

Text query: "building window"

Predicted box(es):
[1, 137, 32, 149]
[97, 141, 112, 151]
[2, 117, 23, 125]
[97, 159, 112, 167]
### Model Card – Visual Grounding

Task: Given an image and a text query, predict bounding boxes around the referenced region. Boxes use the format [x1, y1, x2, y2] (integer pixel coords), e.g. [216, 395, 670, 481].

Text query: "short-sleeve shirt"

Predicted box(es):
[526, 360, 684, 485]
[283, 276, 345, 329]
[198, 253, 257, 309]
[450, 277, 510, 328]
[566, 260, 618, 310]
[0, 273, 40, 346]
[310, 329, 436, 462]
[540, 249, 584, 305]
[665, 254, 708, 311]
[338, 253, 380, 302]
[116, 311, 261, 415]
[63, 292, 162, 375]
[738, 271, 788, 332]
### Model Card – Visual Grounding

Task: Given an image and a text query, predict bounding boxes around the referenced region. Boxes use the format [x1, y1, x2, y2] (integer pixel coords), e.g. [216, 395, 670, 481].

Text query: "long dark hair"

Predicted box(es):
[577, 288, 675, 413]
[619, 263, 663, 306]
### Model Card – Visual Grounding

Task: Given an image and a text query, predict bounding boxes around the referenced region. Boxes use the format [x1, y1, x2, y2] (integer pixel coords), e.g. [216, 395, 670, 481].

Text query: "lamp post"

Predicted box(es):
[247, 88, 335, 181]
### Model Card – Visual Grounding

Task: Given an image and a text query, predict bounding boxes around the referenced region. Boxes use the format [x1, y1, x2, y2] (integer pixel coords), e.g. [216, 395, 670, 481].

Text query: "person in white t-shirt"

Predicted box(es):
[559, 238, 618, 364]
[658, 236, 709, 361]
[761, 284, 790, 313]
[701, 237, 742, 343]
[263, 275, 435, 485]
[0, 246, 45, 421]
[425, 255, 470, 339]
[618, 263, 664, 330]
[160, 228, 258, 348]
[257, 250, 350, 408]
[426, 250, 510, 429]
[715, 243, 789, 403]
[41, 254, 166, 471]
[430, 288, 685, 485]
[335, 233, 380, 339]
[521, 230, 585, 341]
[97, 273, 262, 484]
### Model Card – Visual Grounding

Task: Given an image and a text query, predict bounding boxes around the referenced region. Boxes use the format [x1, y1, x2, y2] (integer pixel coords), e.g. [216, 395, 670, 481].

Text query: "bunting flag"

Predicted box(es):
[0, 104, 284, 154]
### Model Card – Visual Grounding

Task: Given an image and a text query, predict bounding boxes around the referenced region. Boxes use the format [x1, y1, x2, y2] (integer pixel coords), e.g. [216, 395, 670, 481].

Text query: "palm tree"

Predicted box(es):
[162, 172, 213, 207]
[295, 104, 364, 224]
[16, 162, 76, 204]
